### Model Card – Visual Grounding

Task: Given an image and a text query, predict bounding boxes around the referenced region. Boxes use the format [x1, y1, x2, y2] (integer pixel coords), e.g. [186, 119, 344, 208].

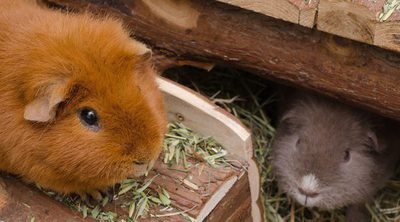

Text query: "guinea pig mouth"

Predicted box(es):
[289, 173, 325, 208]
[130, 159, 156, 177]
[147, 159, 156, 171]
[293, 191, 321, 208]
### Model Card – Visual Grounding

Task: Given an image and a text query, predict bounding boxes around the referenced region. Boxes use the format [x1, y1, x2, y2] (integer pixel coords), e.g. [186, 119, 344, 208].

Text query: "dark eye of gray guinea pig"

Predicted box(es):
[296, 138, 302, 146]
[78, 107, 100, 131]
[343, 149, 351, 162]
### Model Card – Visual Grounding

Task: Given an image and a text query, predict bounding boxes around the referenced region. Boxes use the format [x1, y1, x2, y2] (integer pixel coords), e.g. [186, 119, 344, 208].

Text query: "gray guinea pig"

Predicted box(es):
[271, 91, 400, 221]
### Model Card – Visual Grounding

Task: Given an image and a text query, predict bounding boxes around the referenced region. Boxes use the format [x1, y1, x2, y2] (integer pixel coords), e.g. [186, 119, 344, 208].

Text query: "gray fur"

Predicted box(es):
[271, 91, 400, 219]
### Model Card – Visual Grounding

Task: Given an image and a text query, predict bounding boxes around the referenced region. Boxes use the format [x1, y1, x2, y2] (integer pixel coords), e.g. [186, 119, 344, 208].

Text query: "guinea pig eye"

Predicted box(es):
[296, 138, 302, 146]
[78, 107, 100, 130]
[344, 150, 351, 162]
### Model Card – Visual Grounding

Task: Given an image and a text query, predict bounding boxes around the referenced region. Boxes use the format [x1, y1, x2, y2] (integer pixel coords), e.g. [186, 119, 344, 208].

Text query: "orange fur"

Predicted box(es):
[0, 0, 166, 194]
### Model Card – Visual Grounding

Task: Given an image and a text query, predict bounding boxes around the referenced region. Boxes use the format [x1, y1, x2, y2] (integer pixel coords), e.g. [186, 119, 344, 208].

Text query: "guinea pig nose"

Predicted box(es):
[298, 187, 319, 198]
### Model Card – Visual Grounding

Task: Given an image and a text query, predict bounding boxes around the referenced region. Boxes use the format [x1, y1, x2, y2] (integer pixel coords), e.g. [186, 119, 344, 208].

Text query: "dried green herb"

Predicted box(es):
[379, 0, 400, 22]
[163, 122, 229, 168]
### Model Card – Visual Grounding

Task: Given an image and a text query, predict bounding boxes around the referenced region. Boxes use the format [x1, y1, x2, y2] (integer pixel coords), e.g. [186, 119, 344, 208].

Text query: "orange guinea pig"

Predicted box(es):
[0, 0, 167, 197]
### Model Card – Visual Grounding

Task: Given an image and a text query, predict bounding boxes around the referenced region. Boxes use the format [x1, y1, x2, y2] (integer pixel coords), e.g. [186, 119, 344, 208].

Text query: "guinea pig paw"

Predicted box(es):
[77, 190, 103, 207]
[77, 191, 88, 201]
[87, 190, 103, 202]
[101, 189, 115, 202]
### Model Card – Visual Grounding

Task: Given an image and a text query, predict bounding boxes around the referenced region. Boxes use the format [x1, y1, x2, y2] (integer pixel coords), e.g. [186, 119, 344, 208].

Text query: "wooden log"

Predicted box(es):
[43, 0, 400, 121]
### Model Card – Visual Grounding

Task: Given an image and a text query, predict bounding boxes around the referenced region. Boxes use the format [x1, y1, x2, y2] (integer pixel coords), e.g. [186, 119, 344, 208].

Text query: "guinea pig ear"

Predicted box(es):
[122, 45, 152, 70]
[137, 50, 152, 65]
[24, 81, 69, 122]
[278, 112, 301, 136]
[134, 42, 153, 65]
[135, 42, 152, 58]
[367, 131, 382, 153]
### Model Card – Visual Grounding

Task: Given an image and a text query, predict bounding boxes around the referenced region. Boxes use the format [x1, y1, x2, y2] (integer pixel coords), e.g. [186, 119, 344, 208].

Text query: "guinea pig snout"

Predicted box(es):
[131, 159, 156, 177]
[298, 174, 320, 197]
[131, 162, 149, 177]
[293, 174, 322, 207]
[133, 160, 146, 165]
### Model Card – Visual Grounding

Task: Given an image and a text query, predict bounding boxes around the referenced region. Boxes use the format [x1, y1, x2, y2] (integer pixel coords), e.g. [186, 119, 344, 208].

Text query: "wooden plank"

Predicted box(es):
[318, 0, 376, 44]
[44, 0, 400, 121]
[204, 174, 252, 222]
[216, 0, 318, 28]
[364, 0, 400, 52]
[216, 0, 400, 52]
[295, 0, 319, 27]
[318, 0, 400, 52]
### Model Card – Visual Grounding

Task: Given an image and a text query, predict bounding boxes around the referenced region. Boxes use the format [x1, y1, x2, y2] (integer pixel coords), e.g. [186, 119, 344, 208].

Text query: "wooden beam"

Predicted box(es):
[44, 0, 400, 121]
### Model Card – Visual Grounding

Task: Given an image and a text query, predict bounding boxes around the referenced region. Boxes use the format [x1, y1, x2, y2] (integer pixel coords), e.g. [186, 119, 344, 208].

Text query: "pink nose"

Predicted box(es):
[298, 187, 319, 198]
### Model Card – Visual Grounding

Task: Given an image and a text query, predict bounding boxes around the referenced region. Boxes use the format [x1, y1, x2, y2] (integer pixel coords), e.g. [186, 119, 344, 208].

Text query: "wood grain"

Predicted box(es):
[318, 0, 400, 52]
[217, 0, 400, 52]
[44, 0, 400, 121]
[0, 175, 86, 222]
[148, 161, 241, 220]
[217, 0, 318, 27]
[318, 0, 376, 44]
[102, 159, 244, 221]
[204, 174, 252, 222]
